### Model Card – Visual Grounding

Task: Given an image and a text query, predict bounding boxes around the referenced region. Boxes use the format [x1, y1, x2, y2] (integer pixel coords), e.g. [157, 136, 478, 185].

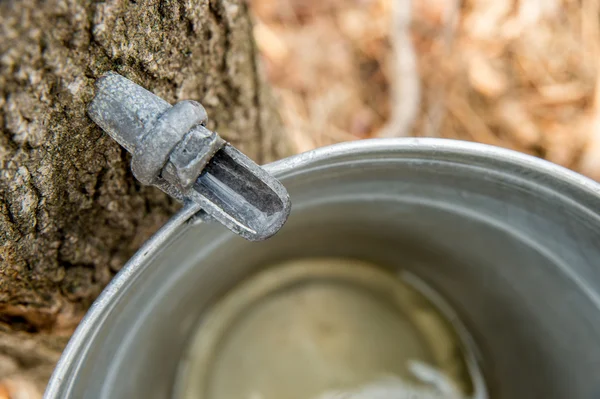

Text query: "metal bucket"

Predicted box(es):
[45, 138, 600, 399]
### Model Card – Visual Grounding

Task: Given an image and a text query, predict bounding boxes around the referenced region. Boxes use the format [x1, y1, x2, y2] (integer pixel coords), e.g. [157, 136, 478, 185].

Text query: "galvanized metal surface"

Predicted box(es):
[88, 72, 290, 241]
[45, 138, 600, 399]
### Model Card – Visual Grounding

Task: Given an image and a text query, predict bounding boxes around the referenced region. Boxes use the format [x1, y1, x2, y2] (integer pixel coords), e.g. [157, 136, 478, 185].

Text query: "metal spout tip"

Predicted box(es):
[191, 145, 291, 241]
[87, 72, 291, 241]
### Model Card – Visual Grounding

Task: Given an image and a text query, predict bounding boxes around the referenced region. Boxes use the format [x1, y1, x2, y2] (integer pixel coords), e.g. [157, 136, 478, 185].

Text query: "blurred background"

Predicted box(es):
[248, 0, 600, 180]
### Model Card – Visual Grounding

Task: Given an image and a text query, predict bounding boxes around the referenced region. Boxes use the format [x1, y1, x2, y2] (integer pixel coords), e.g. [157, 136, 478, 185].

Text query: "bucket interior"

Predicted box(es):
[58, 143, 600, 399]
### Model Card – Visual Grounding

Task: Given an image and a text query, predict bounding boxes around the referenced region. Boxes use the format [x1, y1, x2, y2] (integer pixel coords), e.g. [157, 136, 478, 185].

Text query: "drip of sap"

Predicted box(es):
[175, 259, 487, 399]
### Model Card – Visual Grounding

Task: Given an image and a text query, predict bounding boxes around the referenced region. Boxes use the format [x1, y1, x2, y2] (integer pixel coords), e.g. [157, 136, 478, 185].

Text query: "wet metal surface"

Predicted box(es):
[175, 259, 477, 399]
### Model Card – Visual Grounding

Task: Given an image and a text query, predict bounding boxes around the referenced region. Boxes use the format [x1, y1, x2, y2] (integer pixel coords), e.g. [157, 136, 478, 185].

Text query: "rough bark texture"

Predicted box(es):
[0, 0, 288, 393]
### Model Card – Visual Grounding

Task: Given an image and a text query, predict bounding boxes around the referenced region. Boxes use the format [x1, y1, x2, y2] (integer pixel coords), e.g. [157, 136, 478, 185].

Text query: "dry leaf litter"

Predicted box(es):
[250, 0, 600, 180]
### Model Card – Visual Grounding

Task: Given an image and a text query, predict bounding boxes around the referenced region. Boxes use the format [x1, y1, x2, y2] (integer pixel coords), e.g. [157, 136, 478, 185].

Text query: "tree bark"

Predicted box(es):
[0, 0, 288, 394]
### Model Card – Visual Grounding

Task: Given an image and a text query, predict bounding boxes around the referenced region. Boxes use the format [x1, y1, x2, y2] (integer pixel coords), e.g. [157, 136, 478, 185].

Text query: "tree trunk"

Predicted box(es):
[0, 0, 288, 394]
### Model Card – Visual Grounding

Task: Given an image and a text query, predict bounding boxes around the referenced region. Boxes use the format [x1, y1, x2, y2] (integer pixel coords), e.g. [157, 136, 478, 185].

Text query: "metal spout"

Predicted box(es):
[88, 72, 290, 241]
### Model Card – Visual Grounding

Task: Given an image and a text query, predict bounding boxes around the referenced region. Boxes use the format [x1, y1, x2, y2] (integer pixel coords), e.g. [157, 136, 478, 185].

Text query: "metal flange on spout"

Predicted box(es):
[88, 72, 291, 241]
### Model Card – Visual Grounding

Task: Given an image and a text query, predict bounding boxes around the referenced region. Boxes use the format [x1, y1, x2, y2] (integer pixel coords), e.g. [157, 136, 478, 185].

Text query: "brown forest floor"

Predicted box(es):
[249, 0, 600, 181]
